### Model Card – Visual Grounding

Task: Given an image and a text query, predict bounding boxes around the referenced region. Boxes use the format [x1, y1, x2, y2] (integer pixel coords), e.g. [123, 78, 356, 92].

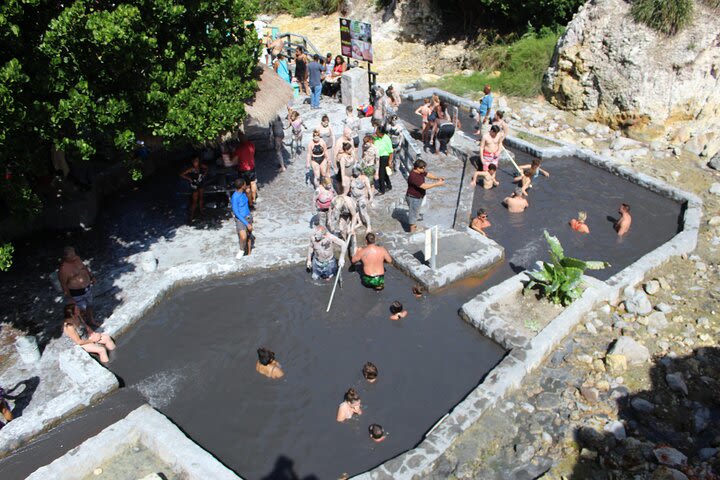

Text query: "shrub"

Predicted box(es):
[523, 231, 609, 306]
[261, 0, 339, 16]
[0, 243, 13, 272]
[631, 0, 694, 35]
[699, 0, 720, 7]
[434, 28, 562, 97]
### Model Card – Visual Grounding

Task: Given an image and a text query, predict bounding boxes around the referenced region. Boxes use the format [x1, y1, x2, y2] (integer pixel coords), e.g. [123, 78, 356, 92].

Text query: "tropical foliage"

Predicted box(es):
[0, 0, 260, 217]
[524, 231, 609, 306]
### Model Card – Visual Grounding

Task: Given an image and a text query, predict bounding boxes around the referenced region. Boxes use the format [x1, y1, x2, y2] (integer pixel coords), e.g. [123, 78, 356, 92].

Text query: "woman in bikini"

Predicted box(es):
[256, 347, 284, 379]
[336, 388, 363, 422]
[288, 109, 306, 156]
[314, 176, 336, 228]
[306, 129, 329, 187]
[62, 304, 115, 363]
[337, 142, 356, 195]
[349, 167, 373, 232]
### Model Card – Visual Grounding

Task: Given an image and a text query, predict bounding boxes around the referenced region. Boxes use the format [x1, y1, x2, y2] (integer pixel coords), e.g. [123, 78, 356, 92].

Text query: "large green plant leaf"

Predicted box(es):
[560, 256, 586, 270]
[584, 261, 610, 270]
[544, 230, 564, 264]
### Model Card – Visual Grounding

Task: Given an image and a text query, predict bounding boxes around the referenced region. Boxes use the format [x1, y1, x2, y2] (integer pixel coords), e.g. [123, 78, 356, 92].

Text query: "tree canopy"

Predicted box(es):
[0, 0, 260, 222]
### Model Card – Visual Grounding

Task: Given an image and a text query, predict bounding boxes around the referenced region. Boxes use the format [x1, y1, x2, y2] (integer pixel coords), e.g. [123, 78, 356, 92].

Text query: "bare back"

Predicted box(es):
[351, 245, 391, 276]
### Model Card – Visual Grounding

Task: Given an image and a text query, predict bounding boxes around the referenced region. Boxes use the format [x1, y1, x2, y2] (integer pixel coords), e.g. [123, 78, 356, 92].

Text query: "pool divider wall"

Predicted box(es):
[26, 404, 239, 479]
[355, 88, 702, 479]
[0, 338, 118, 456]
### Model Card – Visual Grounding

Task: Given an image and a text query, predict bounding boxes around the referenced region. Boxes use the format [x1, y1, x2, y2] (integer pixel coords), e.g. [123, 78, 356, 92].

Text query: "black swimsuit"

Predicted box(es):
[312, 144, 325, 164]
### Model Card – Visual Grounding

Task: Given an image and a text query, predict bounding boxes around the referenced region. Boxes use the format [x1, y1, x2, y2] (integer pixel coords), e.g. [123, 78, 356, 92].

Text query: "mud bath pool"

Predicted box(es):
[469, 155, 683, 281]
[109, 267, 505, 480]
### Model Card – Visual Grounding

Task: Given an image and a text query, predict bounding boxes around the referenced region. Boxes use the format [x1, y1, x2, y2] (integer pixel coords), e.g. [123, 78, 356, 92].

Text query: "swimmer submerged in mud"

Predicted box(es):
[351, 233, 392, 291]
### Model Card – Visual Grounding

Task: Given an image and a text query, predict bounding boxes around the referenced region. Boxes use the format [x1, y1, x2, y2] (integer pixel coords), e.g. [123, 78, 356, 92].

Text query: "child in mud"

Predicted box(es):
[470, 163, 499, 190]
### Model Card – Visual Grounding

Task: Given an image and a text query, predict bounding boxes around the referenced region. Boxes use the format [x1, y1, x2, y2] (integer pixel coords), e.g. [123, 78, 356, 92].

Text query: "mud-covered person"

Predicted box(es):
[231, 178, 254, 259]
[306, 223, 344, 281]
[351, 233, 392, 291]
[58, 246, 99, 327]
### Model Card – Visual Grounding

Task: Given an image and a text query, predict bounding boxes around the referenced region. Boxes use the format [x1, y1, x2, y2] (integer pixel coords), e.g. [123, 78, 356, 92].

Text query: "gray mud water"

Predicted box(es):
[469, 156, 683, 281]
[109, 267, 505, 480]
[396, 99, 683, 281]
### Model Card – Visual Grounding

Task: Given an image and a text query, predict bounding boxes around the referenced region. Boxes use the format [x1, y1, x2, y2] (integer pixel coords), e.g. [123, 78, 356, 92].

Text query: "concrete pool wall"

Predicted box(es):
[347, 88, 702, 479]
[12, 90, 702, 479]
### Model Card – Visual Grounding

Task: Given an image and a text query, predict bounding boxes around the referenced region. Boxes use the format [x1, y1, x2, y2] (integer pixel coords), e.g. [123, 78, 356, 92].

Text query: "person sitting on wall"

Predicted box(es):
[62, 304, 116, 363]
[256, 347, 284, 379]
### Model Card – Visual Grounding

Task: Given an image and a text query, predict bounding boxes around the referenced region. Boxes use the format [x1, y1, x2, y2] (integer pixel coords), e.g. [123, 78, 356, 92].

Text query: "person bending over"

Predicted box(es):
[351, 233, 392, 291]
[256, 347, 284, 379]
[62, 304, 115, 363]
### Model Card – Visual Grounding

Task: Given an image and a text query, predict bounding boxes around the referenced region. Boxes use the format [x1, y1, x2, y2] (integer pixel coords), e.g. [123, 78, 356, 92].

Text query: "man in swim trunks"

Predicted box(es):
[307, 224, 344, 280]
[479, 125, 504, 171]
[503, 188, 529, 213]
[58, 246, 99, 326]
[351, 233, 392, 291]
[615, 203, 632, 236]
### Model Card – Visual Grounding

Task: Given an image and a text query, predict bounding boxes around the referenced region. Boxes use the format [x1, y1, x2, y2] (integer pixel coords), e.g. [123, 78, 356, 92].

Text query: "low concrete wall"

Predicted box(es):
[355, 88, 702, 479]
[27, 405, 239, 480]
[0, 342, 118, 454]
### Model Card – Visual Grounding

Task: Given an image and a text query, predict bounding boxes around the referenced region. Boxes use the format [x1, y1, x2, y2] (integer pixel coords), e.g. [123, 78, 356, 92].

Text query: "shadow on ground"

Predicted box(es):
[570, 347, 720, 479]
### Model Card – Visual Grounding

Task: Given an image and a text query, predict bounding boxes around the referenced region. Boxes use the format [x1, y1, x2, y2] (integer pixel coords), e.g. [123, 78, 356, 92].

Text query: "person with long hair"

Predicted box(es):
[62, 304, 116, 363]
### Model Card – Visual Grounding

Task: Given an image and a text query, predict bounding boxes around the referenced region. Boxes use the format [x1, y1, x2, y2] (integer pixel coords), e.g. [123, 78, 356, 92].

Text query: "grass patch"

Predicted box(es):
[631, 0, 694, 35]
[431, 28, 561, 98]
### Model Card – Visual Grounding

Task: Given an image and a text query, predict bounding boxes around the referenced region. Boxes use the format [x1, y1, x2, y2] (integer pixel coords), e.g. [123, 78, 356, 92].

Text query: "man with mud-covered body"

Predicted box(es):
[351, 233, 392, 291]
[58, 247, 98, 326]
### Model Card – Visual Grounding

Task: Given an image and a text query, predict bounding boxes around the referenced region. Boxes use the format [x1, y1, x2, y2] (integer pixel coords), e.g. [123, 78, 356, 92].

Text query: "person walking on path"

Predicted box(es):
[273, 53, 291, 84]
[270, 115, 286, 172]
[234, 136, 258, 205]
[474, 85, 494, 136]
[58, 246, 99, 327]
[294, 47, 308, 95]
[373, 126, 394, 195]
[231, 179, 254, 259]
[308, 55, 323, 109]
[405, 159, 445, 233]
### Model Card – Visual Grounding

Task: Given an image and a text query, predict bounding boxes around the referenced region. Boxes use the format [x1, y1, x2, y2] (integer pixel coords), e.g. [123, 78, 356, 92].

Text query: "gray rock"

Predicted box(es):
[624, 290, 653, 316]
[651, 467, 689, 480]
[608, 337, 651, 365]
[534, 392, 561, 411]
[631, 397, 656, 413]
[699, 447, 718, 460]
[666, 372, 688, 396]
[520, 402, 535, 414]
[697, 317, 710, 328]
[516, 444, 536, 463]
[646, 311, 669, 330]
[655, 303, 672, 313]
[653, 446, 687, 467]
[709, 153, 720, 171]
[580, 386, 600, 404]
[710, 183, 720, 196]
[604, 420, 626, 440]
[585, 322, 598, 335]
[644, 280, 661, 295]
[694, 406, 710, 432]
[508, 456, 552, 480]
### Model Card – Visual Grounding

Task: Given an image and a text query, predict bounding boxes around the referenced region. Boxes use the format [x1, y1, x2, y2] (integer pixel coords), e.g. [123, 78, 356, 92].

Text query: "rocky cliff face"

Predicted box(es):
[543, 0, 720, 157]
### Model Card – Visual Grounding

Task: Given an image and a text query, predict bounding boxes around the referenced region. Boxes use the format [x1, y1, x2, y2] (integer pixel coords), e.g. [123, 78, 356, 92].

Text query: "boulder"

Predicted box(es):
[631, 397, 655, 413]
[710, 183, 720, 196]
[624, 290, 653, 316]
[653, 447, 688, 468]
[665, 372, 688, 396]
[651, 467, 689, 480]
[543, 0, 720, 138]
[605, 354, 627, 374]
[608, 337, 650, 365]
[603, 420, 626, 440]
[644, 280, 660, 295]
[709, 153, 720, 171]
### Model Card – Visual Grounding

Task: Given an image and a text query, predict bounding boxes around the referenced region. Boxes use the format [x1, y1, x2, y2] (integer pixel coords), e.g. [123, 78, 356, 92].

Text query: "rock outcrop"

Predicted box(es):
[543, 0, 720, 156]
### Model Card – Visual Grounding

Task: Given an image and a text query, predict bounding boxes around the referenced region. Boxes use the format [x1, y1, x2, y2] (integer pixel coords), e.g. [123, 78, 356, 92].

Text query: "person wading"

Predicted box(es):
[351, 233, 392, 291]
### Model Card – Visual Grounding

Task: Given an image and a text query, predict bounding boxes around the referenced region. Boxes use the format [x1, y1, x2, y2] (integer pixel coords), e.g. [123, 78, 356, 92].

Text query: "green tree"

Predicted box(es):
[0, 0, 260, 270]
